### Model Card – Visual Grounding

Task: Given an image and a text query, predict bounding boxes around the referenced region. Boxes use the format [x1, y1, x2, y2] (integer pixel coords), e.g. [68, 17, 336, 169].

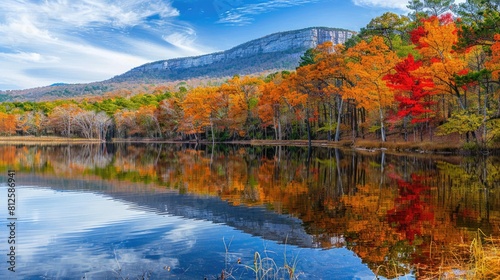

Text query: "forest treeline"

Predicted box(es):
[1, 0, 500, 146]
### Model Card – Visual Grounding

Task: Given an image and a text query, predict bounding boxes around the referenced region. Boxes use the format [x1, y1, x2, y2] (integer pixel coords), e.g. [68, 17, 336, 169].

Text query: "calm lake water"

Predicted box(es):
[0, 143, 499, 279]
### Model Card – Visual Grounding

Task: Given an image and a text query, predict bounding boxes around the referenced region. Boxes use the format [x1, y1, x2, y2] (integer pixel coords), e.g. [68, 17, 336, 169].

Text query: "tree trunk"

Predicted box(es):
[328, 102, 333, 142]
[334, 97, 343, 142]
[273, 116, 278, 140]
[210, 121, 215, 144]
[276, 109, 282, 141]
[306, 108, 312, 148]
[379, 107, 386, 142]
[403, 117, 408, 142]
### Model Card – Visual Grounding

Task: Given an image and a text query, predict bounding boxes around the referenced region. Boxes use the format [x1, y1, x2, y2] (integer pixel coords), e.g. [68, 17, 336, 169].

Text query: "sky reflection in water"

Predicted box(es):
[0, 186, 375, 279]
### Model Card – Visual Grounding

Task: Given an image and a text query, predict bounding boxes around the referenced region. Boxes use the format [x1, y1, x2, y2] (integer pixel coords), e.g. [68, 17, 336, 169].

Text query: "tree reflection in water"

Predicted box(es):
[0, 143, 499, 278]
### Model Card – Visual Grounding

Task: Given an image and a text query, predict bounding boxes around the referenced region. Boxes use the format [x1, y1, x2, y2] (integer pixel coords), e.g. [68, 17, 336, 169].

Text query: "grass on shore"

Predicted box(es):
[415, 231, 500, 280]
[466, 231, 500, 279]
[220, 237, 301, 280]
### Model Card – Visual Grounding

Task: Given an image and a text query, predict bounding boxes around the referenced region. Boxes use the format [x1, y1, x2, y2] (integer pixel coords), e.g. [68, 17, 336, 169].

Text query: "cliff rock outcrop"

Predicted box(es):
[113, 27, 354, 82]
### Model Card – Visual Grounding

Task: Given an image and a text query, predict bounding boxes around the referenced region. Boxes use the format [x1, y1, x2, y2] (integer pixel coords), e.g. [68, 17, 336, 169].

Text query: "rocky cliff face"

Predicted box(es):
[113, 27, 354, 82]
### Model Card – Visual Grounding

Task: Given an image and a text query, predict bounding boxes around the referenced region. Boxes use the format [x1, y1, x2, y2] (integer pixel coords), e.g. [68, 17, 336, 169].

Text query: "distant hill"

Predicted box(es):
[49, 83, 70, 86]
[1, 27, 354, 101]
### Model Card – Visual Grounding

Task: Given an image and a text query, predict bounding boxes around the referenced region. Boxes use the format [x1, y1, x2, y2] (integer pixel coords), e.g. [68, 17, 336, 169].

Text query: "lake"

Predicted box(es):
[0, 143, 499, 279]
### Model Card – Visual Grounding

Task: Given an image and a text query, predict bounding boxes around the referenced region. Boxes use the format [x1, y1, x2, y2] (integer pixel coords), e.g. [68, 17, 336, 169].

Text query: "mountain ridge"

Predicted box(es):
[112, 26, 354, 82]
[127, 26, 352, 70]
[1, 27, 354, 101]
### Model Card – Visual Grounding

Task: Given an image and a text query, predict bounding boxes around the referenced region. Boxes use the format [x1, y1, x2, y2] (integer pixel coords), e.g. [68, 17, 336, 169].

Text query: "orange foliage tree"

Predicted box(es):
[0, 112, 16, 135]
[258, 71, 310, 140]
[345, 36, 400, 142]
[411, 15, 470, 110]
[219, 76, 262, 138]
[314, 44, 356, 141]
[181, 86, 224, 142]
[258, 74, 286, 140]
[135, 105, 162, 138]
[487, 34, 500, 81]
[156, 96, 184, 139]
[114, 110, 139, 138]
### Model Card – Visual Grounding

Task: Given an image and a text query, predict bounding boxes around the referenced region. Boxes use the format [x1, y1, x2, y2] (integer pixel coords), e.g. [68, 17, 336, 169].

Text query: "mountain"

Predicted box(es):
[112, 27, 354, 82]
[1, 27, 354, 101]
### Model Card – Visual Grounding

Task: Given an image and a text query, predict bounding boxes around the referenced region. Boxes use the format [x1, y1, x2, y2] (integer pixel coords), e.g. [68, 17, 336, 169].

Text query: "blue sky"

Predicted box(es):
[0, 0, 463, 90]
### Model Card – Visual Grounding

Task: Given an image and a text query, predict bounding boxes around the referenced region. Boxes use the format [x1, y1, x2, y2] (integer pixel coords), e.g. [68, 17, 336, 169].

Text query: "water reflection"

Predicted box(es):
[0, 143, 499, 278]
[0, 186, 373, 279]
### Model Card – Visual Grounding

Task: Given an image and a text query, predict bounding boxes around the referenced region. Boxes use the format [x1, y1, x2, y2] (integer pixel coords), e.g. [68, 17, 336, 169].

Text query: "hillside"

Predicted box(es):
[0, 27, 354, 101]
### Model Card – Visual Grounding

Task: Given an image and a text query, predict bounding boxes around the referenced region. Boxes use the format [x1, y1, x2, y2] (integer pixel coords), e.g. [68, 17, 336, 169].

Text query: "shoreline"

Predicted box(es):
[0, 136, 498, 155]
[0, 136, 104, 145]
[112, 138, 499, 155]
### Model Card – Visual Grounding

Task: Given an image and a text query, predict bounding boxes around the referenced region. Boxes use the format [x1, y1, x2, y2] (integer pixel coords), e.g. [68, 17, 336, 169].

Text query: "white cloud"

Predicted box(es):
[8, 187, 196, 276]
[0, 39, 152, 89]
[162, 31, 202, 54]
[0, 0, 206, 90]
[351, 0, 408, 10]
[351, 0, 466, 11]
[0, 15, 57, 45]
[216, 0, 319, 25]
[0, 52, 60, 63]
[11, 0, 180, 29]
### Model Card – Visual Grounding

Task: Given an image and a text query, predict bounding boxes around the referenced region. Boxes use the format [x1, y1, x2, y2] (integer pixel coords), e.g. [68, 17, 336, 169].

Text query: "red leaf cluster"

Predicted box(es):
[383, 54, 436, 124]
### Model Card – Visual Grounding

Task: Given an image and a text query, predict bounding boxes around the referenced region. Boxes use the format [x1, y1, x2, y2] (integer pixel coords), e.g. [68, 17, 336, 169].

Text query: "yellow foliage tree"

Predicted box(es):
[221, 76, 263, 137]
[345, 36, 399, 142]
[181, 86, 223, 142]
[412, 15, 469, 110]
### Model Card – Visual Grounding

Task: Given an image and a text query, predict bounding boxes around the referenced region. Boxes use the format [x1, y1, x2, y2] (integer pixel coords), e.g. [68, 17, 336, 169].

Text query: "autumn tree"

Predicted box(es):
[313, 43, 360, 142]
[135, 105, 162, 138]
[292, 42, 355, 143]
[410, 14, 467, 102]
[48, 103, 82, 136]
[181, 86, 223, 142]
[0, 112, 16, 136]
[73, 110, 111, 140]
[345, 36, 400, 142]
[407, 0, 456, 18]
[258, 71, 302, 140]
[410, 14, 491, 141]
[221, 76, 263, 138]
[292, 63, 324, 145]
[258, 74, 286, 140]
[488, 34, 500, 80]
[94, 111, 112, 140]
[384, 54, 436, 141]
[351, 12, 412, 51]
[156, 95, 184, 139]
[114, 110, 138, 138]
[15, 110, 47, 136]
